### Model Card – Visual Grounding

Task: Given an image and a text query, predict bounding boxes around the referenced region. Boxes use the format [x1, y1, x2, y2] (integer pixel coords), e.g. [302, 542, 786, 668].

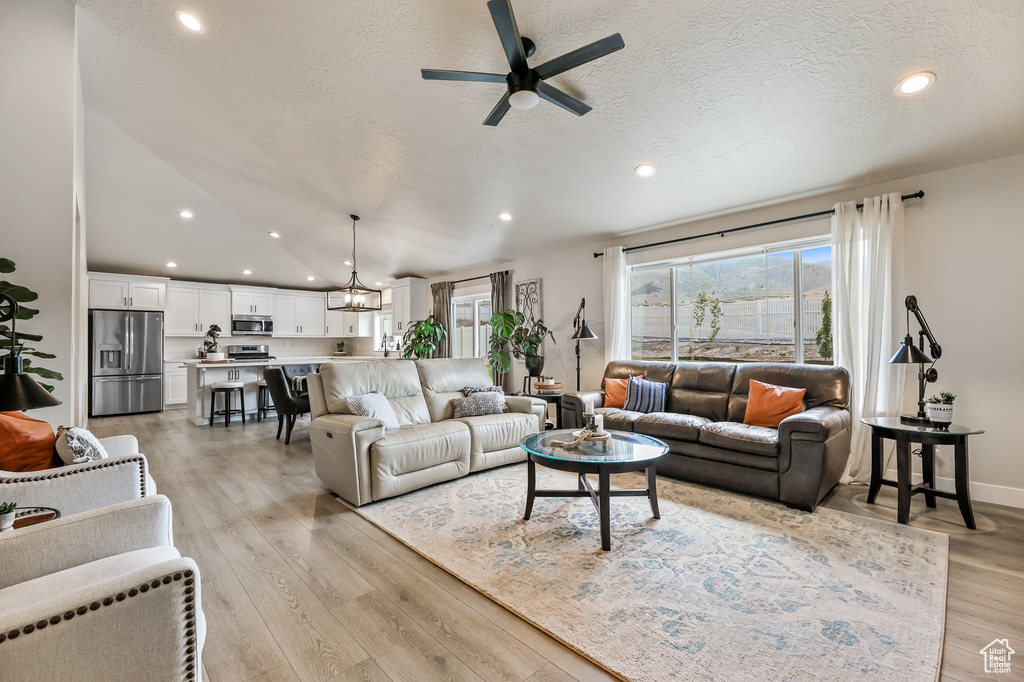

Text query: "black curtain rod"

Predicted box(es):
[450, 270, 509, 285]
[593, 190, 924, 258]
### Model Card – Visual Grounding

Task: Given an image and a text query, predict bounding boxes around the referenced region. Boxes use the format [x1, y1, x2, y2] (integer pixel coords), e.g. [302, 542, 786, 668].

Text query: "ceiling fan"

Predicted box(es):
[421, 0, 624, 126]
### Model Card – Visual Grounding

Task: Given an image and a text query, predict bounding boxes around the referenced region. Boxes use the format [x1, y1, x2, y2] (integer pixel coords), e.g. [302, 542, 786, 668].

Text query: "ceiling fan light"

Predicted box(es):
[509, 89, 540, 110]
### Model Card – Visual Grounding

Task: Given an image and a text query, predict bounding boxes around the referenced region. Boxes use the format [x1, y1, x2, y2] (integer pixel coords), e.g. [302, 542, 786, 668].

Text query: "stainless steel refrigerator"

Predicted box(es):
[89, 310, 164, 417]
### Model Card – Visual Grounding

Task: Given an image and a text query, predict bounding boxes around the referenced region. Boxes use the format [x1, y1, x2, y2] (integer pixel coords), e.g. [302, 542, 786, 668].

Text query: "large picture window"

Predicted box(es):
[452, 294, 492, 359]
[630, 237, 832, 364]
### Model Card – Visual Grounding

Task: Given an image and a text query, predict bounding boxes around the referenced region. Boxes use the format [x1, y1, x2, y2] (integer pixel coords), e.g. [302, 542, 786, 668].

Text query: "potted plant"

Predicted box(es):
[0, 501, 16, 532]
[203, 324, 224, 361]
[926, 391, 956, 424]
[488, 309, 556, 376]
[335, 341, 347, 356]
[401, 315, 448, 360]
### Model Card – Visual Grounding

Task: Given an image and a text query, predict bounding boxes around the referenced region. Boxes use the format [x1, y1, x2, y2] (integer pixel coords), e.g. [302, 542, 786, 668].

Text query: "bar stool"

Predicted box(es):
[256, 378, 275, 422]
[209, 381, 245, 427]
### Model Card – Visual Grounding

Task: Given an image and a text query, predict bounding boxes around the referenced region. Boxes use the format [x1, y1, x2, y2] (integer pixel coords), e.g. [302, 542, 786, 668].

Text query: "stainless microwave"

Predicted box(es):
[231, 315, 273, 336]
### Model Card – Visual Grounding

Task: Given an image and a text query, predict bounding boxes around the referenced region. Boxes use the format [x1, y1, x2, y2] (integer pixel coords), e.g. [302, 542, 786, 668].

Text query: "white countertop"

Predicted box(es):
[182, 354, 399, 368]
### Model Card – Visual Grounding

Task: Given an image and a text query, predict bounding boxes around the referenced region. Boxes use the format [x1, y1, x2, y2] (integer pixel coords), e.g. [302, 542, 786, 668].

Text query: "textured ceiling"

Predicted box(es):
[77, 0, 1024, 287]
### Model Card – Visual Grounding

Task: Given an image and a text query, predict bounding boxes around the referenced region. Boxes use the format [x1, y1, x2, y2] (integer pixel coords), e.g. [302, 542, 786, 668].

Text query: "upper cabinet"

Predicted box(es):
[273, 292, 325, 337]
[389, 277, 426, 335]
[166, 285, 232, 336]
[325, 308, 372, 337]
[89, 274, 166, 311]
[231, 288, 274, 316]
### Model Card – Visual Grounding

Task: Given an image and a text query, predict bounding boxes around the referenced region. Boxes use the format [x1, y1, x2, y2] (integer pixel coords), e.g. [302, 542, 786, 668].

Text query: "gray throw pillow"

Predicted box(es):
[55, 426, 110, 465]
[451, 391, 506, 418]
[462, 385, 504, 396]
[347, 392, 400, 430]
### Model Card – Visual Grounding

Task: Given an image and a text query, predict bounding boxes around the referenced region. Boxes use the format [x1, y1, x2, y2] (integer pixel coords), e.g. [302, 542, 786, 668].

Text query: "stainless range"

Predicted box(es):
[226, 344, 274, 361]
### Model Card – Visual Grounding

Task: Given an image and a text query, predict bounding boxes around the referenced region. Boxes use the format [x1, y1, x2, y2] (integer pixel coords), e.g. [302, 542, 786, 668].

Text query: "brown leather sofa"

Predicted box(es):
[561, 361, 851, 511]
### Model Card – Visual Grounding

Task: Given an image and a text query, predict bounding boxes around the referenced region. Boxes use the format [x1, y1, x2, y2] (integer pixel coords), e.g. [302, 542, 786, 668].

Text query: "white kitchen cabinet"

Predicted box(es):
[165, 286, 201, 335]
[89, 277, 166, 310]
[274, 293, 325, 337]
[232, 289, 275, 316]
[389, 277, 426, 335]
[325, 309, 370, 337]
[198, 288, 232, 334]
[164, 362, 189, 406]
[273, 295, 297, 336]
[325, 307, 344, 337]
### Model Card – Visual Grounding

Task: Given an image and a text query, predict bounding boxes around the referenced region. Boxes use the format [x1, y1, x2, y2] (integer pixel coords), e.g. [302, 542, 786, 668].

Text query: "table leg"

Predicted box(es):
[578, 473, 586, 492]
[954, 438, 977, 530]
[921, 443, 936, 508]
[896, 433, 912, 525]
[599, 468, 611, 551]
[555, 398, 563, 429]
[867, 430, 883, 504]
[647, 464, 661, 519]
[524, 457, 536, 520]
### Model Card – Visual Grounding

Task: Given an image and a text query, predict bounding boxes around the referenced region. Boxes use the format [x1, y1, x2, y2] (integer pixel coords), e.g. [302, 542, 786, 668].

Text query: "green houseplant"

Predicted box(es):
[335, 341, 346, 355]
[0, 258, 63, 392]
[0, 501, 16, 532]
[401, 315, 448, 360]
[203, 324, 224, 360]
[488, 309, 556, 376]
[926, 391, 956, 424]
[816, 291, 834, 362]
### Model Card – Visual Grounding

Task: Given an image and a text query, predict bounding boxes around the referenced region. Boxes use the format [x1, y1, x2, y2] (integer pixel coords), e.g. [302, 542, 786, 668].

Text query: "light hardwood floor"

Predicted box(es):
[87, 410, 1023, 682]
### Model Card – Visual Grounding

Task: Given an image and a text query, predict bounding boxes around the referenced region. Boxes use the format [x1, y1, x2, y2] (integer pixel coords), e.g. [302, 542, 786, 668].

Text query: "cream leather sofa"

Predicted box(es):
[307, 358, 546, 506]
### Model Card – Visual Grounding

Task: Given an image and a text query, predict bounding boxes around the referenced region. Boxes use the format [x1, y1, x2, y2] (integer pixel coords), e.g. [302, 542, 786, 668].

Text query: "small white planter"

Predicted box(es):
[926, 403, 954, 424]
[0, 512, 15, 532]
[205, 352, 225, 362]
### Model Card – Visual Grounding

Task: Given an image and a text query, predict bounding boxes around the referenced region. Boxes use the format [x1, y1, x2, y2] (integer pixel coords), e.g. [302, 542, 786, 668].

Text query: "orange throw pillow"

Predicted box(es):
[0, 411, 57, 472]
[604, 376, 641, 409]
[743, 380, 806, 428]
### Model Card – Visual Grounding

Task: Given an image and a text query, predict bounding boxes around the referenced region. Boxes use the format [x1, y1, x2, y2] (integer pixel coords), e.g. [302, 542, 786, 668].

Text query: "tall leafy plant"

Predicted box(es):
[816, 291, 833, 361]
[487, 309, 556, 375]
[693, 283, 723, 341]
[0, 258, 62, 392]
[401, 315, 448, 359]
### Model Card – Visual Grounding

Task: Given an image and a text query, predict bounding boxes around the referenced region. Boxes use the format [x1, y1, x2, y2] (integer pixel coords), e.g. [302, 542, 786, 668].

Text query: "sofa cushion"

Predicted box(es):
[743, 380, 806, 428]
[319, 360, 431, 427]
[415, 358, 496, 422]
[602, 360, 675, 388]
[0, 411, 56, 472]
[634, 412, 710, 442]
[623, 376, 667, 413]
[370, 421, 471, 479]
[603, 377, 632, 409]
[667, 362, 736, 422]
[454, 412, 536, 457]
[699, 421, 780, 457]
[451, 392, 506, 418]
[595, 407, 645, 431]
[347, 393, 400, 430]
[727, 363, 850, 422]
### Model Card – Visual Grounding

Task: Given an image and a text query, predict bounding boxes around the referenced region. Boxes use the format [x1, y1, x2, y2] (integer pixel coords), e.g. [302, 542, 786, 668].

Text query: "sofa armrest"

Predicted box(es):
[560, 390, 605, 429]
[98, 435, 139, 457]
[779, 406, 851, 441]
[0, 495, 173, 589]
[309, 414, 386, 506]
[505, 396, 547, 431]
[0, 454, 151, 517]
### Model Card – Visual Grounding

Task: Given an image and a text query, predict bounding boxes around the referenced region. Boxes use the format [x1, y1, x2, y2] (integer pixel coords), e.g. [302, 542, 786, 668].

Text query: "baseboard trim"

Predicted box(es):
[883, 467, 1024, 509]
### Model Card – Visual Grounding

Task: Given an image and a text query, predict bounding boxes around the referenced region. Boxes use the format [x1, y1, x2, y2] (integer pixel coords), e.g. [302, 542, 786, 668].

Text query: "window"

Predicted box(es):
[631, 237, 832, 364]
[374, 312, 396, 350]
[452, 294, 492, 359]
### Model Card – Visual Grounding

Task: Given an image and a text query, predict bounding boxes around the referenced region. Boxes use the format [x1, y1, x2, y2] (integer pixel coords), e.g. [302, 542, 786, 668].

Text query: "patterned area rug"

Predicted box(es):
[355, 464, 948, 681]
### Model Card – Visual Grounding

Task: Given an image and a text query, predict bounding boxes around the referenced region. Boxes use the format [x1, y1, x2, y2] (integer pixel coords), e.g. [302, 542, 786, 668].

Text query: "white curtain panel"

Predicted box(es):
[604, 246, 631, 365]
[832, 193, 906, 483]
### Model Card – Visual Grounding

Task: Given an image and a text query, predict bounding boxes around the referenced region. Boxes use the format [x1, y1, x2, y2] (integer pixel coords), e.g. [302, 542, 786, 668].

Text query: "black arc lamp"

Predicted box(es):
[570, 297, 598, 391]
[889, 294, 941, 425]
[0, 292, 62, 411]
[328, 215, 382, 313]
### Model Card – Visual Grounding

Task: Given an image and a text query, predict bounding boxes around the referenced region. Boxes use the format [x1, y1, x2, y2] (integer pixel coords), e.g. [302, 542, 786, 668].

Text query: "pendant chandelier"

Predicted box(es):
[327, 214, 382, 312]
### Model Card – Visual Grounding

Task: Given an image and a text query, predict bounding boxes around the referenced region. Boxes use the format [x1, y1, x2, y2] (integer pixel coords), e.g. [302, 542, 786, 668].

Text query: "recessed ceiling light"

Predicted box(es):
[242, 269, 252, 275]
[268, 232, 281, 238]
[179, 210, 193, 219]
[344, 260, 352, 266]
[634, 164, 656, 178]
[306, 276, 315, 281]
[166, 262, 177, 268]
[498, 212, 513, 221]
[175, 10, 204, 33]
[895, 71, 935, 96]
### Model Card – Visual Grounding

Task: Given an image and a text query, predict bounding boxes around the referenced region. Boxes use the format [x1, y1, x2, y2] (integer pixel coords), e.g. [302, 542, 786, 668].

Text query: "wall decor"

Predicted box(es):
[515, 278, 542, 322]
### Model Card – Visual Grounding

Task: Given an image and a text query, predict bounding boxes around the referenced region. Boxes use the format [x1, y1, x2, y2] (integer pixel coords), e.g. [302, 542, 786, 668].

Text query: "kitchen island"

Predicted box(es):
[182, 355, 397, 426]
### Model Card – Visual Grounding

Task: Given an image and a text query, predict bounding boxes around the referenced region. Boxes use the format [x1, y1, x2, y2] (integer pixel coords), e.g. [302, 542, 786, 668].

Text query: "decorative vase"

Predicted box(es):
[926, 403, 954, 424]
[0, 511, 15, 532]
[525, 355, 545, 377]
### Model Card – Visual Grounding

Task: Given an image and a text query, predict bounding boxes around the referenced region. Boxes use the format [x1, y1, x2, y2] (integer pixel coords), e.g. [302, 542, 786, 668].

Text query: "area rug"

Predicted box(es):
[355, 464, 948, 681]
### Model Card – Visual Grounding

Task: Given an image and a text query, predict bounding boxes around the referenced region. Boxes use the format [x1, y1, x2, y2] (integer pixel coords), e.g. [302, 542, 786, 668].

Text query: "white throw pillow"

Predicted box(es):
[347, 392, 400, 431]
[55, 426, 110, 465]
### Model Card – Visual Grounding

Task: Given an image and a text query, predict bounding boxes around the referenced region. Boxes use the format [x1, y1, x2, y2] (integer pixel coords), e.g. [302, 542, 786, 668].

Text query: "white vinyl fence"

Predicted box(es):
[631, 296, 827, 343]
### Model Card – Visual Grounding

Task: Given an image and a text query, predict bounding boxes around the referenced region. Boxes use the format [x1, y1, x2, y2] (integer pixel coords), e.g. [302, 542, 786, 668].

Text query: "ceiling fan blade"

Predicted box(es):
[487, 0, 528, 73]
[421, 69, 506, 83]
[537, 81, 592, 116]
[534, 33, 625, 80]
[483, 92, 512, 126]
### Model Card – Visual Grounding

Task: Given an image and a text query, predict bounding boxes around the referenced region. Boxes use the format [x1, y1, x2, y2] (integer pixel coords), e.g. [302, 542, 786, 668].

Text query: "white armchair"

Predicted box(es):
[0, 495, 204, 681]
[0, 435, 156, 517]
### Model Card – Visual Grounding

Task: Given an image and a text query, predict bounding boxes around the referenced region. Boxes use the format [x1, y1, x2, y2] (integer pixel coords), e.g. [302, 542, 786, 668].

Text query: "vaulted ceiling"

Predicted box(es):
[77, 0, 1024, 288]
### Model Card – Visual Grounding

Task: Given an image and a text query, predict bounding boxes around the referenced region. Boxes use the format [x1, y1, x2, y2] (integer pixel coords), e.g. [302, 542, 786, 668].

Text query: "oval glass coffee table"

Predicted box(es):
[519, 429, 669, 551]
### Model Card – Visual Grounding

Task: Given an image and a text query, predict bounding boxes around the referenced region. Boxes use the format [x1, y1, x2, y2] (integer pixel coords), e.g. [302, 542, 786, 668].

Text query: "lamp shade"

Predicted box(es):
[889, 334, 932, 364]
[571, 321, 598, 340]
[0, 356, 61, 411]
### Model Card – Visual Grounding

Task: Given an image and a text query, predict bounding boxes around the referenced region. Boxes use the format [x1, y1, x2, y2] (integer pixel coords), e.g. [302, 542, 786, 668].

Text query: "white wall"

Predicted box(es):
[428, 153, 1024, 506]
[0, 0, 77, 426]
